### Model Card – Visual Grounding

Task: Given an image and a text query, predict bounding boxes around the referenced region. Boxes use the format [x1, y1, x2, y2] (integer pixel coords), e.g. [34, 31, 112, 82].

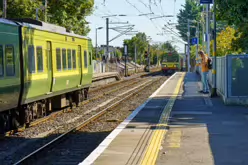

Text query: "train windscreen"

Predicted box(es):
[162, 54, 179, 62]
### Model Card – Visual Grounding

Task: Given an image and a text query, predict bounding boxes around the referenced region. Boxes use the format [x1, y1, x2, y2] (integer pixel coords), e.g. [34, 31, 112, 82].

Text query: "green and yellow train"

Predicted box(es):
[0, 18, 93, 133]
[161, 52, 184, 75]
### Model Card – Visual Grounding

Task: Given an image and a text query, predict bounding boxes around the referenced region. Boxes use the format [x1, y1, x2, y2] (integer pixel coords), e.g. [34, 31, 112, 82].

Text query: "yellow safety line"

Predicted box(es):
[141, 73, 185, 165]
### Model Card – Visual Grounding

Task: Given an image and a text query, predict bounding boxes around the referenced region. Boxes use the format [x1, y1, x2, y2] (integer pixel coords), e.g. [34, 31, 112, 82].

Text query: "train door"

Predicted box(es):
[46, 41, 53, 92]
[78, 45, 83, 84]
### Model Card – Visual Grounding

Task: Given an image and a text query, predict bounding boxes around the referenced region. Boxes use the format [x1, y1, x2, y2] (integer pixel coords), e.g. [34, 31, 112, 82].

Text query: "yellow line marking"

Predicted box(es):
[141, 73, 185, 165]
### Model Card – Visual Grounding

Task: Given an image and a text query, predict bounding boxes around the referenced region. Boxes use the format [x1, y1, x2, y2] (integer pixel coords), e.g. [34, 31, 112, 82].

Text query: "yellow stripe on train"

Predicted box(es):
[161, 62, 179, 67]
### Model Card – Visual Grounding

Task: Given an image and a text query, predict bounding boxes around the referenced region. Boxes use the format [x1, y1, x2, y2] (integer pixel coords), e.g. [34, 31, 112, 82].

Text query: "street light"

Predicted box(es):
[96, 27, 103, 60]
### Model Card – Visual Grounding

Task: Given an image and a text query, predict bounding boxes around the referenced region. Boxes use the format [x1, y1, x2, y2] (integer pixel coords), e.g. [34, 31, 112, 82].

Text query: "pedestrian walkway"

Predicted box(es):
[156, 73, 248, 165]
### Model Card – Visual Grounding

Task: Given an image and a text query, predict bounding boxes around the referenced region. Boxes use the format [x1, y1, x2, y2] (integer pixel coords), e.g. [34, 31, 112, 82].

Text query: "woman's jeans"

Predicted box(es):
[202, 71, 209, 92]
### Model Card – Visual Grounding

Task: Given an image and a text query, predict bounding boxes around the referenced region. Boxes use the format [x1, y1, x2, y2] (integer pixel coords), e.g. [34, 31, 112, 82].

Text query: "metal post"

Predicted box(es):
[211, 0, 217, 97]
[187, 19, 190, 72]
[206, 4, 210, 56]
[125, 55, 127, 76]
[148, 44, 150, 72]
[196, 22, 199, 64]
[106, 18, 109, 63]
[44, 0, 47, 22]
[134, 44, 137, 73]
[3, 0, 7, 18]
[124, 44, 128, 77]
[36, 8, 39, 20]
[184, 44, 187, 71]
[95, 28, 98, 60]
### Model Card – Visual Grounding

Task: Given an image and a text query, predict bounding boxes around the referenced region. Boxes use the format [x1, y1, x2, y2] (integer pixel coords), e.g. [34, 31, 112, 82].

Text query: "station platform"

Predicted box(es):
[92, 72, 121, 87]
[80, 72, 248, 165]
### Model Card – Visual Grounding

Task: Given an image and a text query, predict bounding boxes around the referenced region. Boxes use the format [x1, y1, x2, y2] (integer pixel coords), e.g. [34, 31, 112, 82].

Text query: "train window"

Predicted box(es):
[56, 48, 62, 71]
[28, 45, 35, 74]
[72, 50, 76, 69]
[0, 45, 3, 77]
[62, 49, 67, 70]
[67, 49, 72, 70]
[5, 45, 15, 76]
[89, 52, 92, 65]
[84, 50, 88, 68]
[36, 46, 43, 72]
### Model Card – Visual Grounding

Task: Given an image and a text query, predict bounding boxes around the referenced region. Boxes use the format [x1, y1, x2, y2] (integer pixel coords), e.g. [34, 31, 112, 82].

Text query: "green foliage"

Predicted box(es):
[190, 44, 203, 59]
[176, 0, 202, 42]
[123, 32, 148, 64]
[0, 0, 94, 36]
[115, 49, 122, 58]
[216, 0, 248, 52]
[123, 34, 178, 65]
[210, 26, 240, 56]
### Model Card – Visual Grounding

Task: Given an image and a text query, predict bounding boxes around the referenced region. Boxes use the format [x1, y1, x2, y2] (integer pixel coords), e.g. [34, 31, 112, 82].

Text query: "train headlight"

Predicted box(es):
[174, 64, 177, 67]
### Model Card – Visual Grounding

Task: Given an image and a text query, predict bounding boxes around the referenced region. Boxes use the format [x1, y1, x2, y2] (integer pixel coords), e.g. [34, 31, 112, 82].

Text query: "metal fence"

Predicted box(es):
[93, 60, 105, 73]
[197, 55, 248, 105]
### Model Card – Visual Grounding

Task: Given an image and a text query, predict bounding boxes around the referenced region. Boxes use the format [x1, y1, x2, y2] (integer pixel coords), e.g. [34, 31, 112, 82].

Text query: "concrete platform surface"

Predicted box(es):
[156, 73, 248, 165]
[80, 72, 185, 165]
[80, 72, 248, 165]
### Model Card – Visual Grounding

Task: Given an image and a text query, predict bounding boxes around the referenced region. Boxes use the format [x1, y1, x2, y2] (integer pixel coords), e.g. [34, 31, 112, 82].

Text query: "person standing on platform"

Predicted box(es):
[196, 50, 210, 94]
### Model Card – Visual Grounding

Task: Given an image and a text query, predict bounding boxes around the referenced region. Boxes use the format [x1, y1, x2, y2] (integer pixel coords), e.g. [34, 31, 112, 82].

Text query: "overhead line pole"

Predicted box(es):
[206, 4, 210, 56]
[187, 19, 191, 72]
[211, 0, 217, 97]
[106, 18, 109, 63]
[44, 0, 47, 22]
[3, 0, 7, 18]
[135, 44, 137, 73]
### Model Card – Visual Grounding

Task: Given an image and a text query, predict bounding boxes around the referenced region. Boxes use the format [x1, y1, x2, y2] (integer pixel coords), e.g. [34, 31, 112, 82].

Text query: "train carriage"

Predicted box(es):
[0, 20, 21, 131]
[161, 52, 183, 75]
[0, 18, 93, 132]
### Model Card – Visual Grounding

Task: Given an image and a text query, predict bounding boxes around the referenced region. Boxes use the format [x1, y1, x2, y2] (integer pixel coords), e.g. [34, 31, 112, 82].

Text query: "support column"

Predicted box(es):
[211, 0, 217, 97]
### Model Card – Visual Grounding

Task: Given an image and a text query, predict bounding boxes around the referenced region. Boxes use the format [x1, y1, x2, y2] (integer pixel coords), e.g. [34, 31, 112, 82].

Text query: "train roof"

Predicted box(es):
[0, 18, 19, 26]
[0, 18, 90, 40]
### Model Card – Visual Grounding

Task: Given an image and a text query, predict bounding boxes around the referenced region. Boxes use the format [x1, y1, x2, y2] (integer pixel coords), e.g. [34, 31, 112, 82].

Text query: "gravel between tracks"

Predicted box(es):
[0, 75, 164, 165]
[32, 75, 167, 165]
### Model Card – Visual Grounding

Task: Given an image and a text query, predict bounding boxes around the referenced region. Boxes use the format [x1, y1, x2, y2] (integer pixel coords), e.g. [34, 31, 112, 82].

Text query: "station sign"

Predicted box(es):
[191, 38, 198, 45]
[200, 0, 213, 4]
[124, 44, 128, 56]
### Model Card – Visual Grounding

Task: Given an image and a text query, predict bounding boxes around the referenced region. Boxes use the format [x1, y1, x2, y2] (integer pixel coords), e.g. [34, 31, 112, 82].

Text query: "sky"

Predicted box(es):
[86, 0, 186, 53]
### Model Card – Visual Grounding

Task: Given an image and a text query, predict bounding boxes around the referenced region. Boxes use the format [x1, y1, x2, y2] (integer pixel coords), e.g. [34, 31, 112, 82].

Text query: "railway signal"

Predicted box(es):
[144, 51, 148, 58]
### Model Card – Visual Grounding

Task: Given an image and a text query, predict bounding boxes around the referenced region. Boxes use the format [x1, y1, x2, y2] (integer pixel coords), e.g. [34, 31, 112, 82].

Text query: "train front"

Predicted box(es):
[161, 53, 180, 75]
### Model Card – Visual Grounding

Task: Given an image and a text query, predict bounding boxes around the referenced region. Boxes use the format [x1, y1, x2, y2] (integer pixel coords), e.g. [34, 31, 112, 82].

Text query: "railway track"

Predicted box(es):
[5, 70, 160, 137]
[13, 75, 167, 165]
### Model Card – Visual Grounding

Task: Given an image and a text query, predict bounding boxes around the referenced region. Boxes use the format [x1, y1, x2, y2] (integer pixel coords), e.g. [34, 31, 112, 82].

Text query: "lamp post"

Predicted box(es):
[3, 0, 7, 18]
[95, 27, 103, 61]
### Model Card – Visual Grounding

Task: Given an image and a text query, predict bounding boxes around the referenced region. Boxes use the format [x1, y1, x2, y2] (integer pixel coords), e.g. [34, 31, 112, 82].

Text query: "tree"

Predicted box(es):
[176, 0, 202, 42]
[115, 49, 122, 59]
[215, 0, 248, 51]
[124, 32, 148, 64]
[190, 44, 203, 59]
[210, 26, 240, 56]
[0, 0, 94, 36]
